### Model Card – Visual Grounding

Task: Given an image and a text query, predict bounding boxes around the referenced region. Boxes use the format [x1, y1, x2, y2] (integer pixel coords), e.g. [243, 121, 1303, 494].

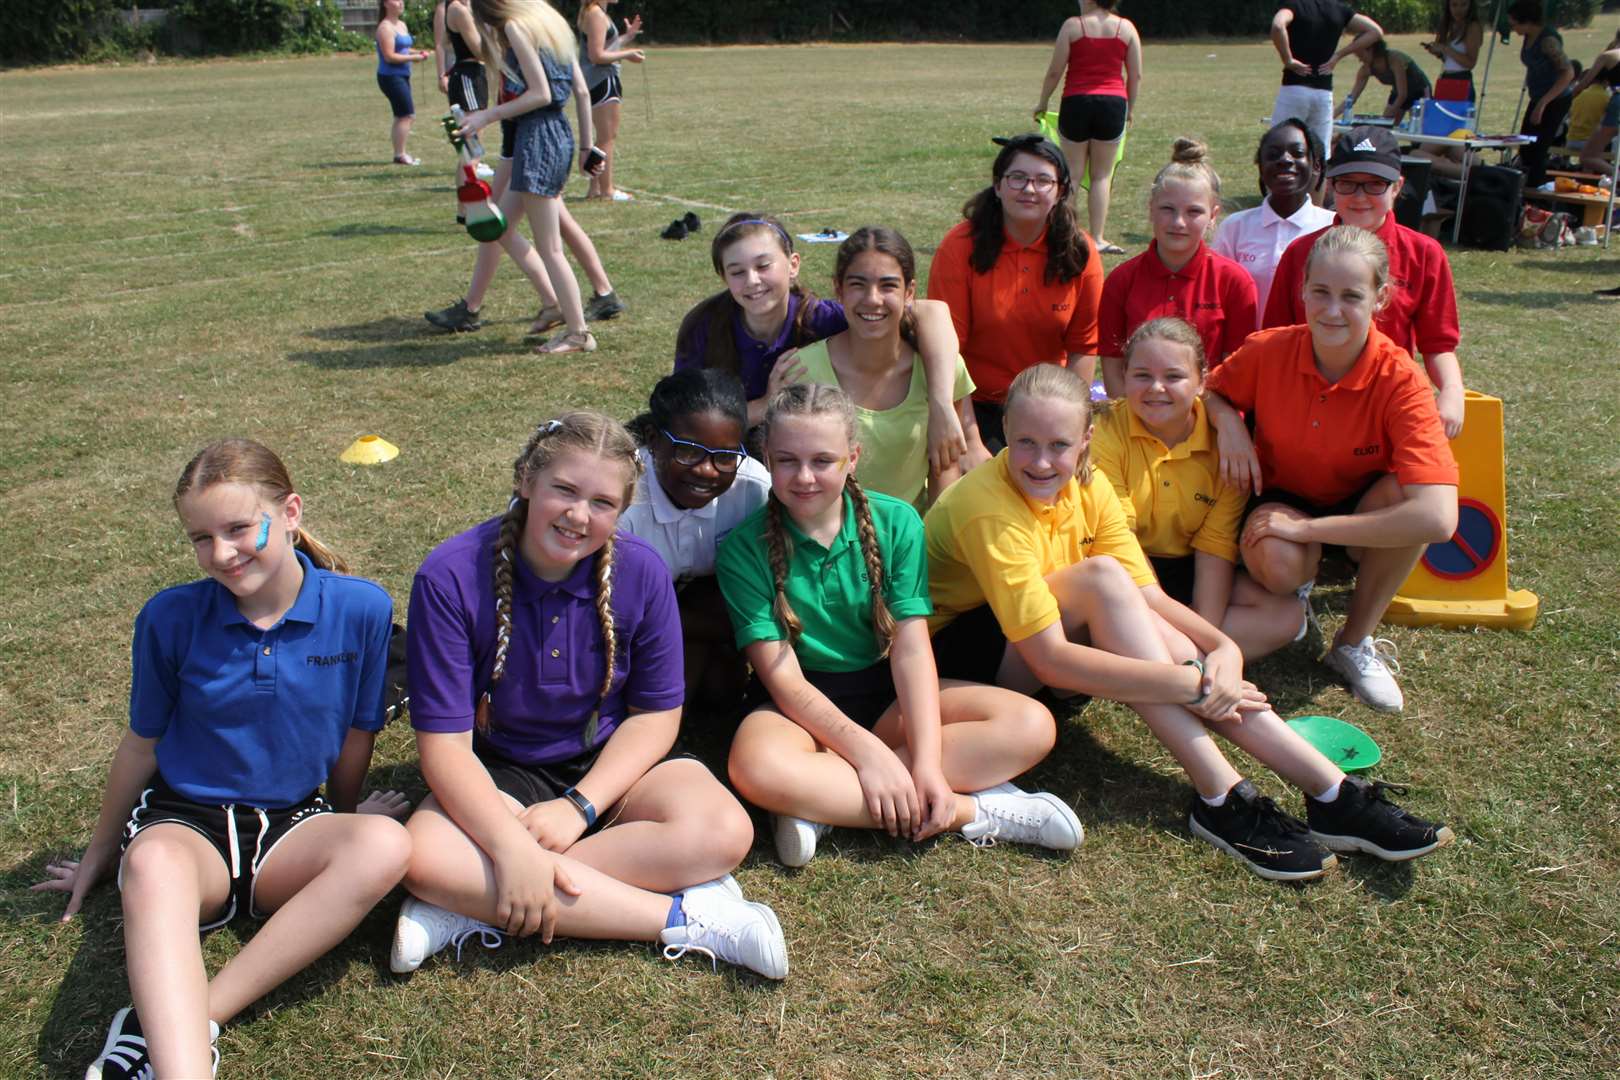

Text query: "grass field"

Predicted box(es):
[2, 28, 1619, 1079]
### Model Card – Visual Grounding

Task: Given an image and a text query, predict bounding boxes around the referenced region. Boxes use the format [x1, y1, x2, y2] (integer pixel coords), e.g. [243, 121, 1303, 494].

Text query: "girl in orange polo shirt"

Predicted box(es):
[1097, 140, 1258, 397]
[1204, 225, 1459, 715]
[1092, 317, 1303, 661]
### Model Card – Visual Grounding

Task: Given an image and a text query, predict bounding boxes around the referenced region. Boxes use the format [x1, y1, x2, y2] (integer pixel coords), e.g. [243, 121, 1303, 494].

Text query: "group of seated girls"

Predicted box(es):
[44, 133, 1465, 1080]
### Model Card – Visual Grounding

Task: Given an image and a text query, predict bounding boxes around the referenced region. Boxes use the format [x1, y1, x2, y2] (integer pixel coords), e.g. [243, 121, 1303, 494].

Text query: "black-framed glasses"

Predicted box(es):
[1002, 171, 1060, 193]
[661, 429, 745, 472]
[1330, 176, 1392, 196]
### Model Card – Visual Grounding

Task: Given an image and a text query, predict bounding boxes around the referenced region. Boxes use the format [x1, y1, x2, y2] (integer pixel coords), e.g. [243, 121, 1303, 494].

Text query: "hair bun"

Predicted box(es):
[1171, 137, 1208, 166]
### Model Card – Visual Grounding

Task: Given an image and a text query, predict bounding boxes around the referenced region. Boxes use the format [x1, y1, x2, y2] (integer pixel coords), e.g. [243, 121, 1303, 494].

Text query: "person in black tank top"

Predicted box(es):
[1571, 35, 1620, 177]
[443, 0, 488, 113]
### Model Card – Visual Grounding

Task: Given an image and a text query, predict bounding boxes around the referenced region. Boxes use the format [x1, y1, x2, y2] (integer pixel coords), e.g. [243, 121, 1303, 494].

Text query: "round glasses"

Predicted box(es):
[661, 429, 745, 472]
[1001, 171, 1060, 193]
[1330, 177, 1393, 196]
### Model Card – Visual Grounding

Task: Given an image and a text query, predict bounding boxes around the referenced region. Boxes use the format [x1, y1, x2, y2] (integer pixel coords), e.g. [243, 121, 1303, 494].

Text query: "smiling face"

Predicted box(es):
[518, 449, 634, 581]
[995, 151, 1063, 234]
[765, 413, 857, 529]
[1329, 171, 1402, 232]
[1303, 250, 1387, 358]
[1003, 395, 1090, 504]
[719, 232, 800, 328]
[1125, 337, 1203, 441]
[652, 409, 746, 511]
[1150, 177, 1217, 265]
[178, 481, 302, 600]
[835, 248, 914, 343]
[1260, 125, 1316, 202]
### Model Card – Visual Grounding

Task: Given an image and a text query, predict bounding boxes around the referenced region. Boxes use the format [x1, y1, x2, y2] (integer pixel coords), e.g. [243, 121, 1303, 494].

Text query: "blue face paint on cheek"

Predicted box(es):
[254, 513, 272, 552]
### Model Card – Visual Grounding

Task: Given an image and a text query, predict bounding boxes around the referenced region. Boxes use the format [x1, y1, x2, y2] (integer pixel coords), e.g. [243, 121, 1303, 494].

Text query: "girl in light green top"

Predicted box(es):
[794, 227, 990, 508]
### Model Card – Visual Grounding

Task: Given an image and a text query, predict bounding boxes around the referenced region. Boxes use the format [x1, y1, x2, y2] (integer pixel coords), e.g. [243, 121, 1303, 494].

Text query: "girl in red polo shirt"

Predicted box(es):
[1205, 225, 1460, 714]
[1097, 139, 1258, 397]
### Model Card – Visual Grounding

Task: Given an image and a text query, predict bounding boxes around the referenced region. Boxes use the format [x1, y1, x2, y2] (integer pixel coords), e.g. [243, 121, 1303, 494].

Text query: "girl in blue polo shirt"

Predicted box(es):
[35, 439, 412, 1080]
[716, 383, 1082, 868]
[393, 410, 787, 980]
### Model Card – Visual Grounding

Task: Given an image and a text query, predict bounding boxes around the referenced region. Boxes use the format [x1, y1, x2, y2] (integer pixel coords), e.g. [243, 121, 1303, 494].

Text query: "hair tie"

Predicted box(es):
[721, 217, 793, 248]
[539, 419, 563, 436]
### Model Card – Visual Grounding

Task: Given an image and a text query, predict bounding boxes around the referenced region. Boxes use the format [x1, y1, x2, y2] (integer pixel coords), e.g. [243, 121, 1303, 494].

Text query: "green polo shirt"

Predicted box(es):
[716, 490, 933, 672]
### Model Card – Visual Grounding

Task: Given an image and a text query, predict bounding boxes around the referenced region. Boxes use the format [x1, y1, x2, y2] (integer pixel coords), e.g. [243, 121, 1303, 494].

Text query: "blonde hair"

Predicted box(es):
[174, 438, 348, 573]
[485, 411, 641, 742]
[1004, 364, 1095, 484]
[759, 383, 898, 659]
[1304, 224, 1390, 293]
[1149, 137, 1223, 208]
[1124, 316, 1208, 376]
[473, 0, 576, 80]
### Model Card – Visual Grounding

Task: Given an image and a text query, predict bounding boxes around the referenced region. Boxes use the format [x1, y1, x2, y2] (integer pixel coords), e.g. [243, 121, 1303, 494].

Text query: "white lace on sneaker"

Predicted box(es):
[448, 923, 507, 960]
[962, 786, 1084, 851]
[1294, 581, 1320, 643]
[1329, 636, 1404, 712]
[772, 814, 830, 868]
[659, 880, 788, 980]
[390, 896, 501, 974]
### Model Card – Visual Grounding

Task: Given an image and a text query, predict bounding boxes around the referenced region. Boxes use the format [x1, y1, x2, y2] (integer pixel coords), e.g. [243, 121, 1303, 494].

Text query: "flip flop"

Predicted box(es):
[536, 329, 597, 355]
[1096, 241, 1126, 255]
[527, 305, 564, 334]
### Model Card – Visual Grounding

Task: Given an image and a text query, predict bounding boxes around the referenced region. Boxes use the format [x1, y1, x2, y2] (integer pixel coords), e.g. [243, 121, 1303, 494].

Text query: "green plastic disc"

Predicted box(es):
[1285, 715, 1382, 773]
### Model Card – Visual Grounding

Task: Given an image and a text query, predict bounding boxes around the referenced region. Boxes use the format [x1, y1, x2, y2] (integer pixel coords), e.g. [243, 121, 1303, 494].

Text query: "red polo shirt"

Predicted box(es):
[1097, 241, 1259, 366]
[927, 219, 1104, 403]
[1204, 325, 1458, 506]
[1262, 214, 1461, 358]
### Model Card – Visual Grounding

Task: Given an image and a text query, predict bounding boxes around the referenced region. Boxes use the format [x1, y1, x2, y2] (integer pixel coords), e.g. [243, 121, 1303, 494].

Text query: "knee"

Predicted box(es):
[120, 834, 188, 892]
[726, 739, 777, 810]
[1012, 698, 1057, 758]
[1079, 554, 1138, 597]
[705, 795, 756, 868]
[345, 817, 413, 893]
[1242, 537, 1314, 594]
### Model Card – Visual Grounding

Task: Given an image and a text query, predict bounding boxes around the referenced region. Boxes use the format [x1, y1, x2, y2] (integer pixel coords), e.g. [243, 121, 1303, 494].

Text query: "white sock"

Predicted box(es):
[1313, 779, 1343, 803]
[1201, 791, 1228, 808]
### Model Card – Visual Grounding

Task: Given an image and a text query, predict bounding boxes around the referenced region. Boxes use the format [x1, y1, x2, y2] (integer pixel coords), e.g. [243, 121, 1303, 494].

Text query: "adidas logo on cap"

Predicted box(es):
[1353, 138, 1377, 151]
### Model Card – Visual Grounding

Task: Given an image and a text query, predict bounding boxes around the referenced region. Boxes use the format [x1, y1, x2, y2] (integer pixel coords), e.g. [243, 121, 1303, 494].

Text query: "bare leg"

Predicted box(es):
[1205, 708, 1343, 796]
[728, 709, 916, 828]
[1339, 475, 1427, 645]
[1220, 572, 1308, 661]
[1239, 503, 1320, 596]
[1086, 136, 1124, 247]
[1579, 127, 1615, 177]
[478, 179, 559, 312]
[590, 99, 621, 198]
[523, 194, 588, 333]
[391, 116, 412, 159]
[558, 201, 614, 297]
[119, 826, 231, 1078]
[878, 682, 1056, 796]
[1058, 134, 1090, 210]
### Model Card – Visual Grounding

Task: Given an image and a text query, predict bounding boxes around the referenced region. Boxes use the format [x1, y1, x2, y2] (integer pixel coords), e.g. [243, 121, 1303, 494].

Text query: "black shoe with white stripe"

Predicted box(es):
[85, 1007, 218, 1080]
[1189, 780, 1336, 881]
[1307, 775, 1455, 861]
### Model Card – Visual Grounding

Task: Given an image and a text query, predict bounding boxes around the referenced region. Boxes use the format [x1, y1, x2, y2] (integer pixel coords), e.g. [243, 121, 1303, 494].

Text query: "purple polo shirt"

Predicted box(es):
[673, 293, 848, 400]
[406, 516, 684, 765]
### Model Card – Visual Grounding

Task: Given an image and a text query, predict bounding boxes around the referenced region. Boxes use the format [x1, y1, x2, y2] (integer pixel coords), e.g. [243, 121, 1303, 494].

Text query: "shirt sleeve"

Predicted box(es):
[952, 513, 1062, 643]
[1412, 241, 1462, 356]
[1063, 239, 1105, 355]
[714, 526, 785, 650]
[1262, 237, 1308, 329]
[809, 298, 850, 341]
[128, 597, 179, 739]
[1097, 265, 1129, 358]
[925, 232, 972, 345]
[1087, 479, 1158, 587]
[1210, 217, 1238, 262]
[1385, 373, 1461, 488]
[1088, 410, 1137, 532]
[672, 308, 708, 373]
[404, 573, 480, 733]
[620, 557, 686, 712]
[350, 590, 394, 732]
[1220, 266, 1260, 360]
[1190, 476, 1247, 564]
[1202, 338, 1261, 412]
[878, 499, 934, 622]
[952, 356, 976, 401]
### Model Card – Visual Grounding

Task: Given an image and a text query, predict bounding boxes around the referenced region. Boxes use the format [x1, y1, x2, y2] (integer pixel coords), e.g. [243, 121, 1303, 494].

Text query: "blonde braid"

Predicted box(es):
[587, 533, 618, 749]
[763, 496, 803, 645]
[845, 476, 898, 659]
[478, 498, 527, 733]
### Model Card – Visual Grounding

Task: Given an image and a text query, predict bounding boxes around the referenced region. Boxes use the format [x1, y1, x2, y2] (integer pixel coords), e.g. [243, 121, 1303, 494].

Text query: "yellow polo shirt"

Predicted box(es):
[923, 450, 1155, 642]
[1090, 399, 1247, 563]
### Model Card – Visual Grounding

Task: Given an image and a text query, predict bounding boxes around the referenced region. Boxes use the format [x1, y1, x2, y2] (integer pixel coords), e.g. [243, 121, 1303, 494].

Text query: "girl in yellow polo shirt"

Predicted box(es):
[924, 362, 1452, 881]
[1092, 317, 1305, 661]
[716, 384, 1081, 868]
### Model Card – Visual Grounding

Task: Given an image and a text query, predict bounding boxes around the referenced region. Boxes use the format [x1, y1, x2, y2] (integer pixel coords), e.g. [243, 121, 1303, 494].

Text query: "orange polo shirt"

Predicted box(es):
[1203, 325, 1458, 506]
[1097, 241, 1259, 366]
[926, 220, 1104, 403]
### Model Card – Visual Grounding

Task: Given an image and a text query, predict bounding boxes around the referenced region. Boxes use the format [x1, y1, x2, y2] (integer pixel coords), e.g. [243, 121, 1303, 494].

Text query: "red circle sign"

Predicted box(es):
[1421, 497, 1501, 581]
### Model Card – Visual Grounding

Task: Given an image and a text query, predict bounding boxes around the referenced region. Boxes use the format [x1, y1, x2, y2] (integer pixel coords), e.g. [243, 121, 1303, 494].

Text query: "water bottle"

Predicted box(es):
[449, 105, 486, 160]
[1340, 95, 1355, 124]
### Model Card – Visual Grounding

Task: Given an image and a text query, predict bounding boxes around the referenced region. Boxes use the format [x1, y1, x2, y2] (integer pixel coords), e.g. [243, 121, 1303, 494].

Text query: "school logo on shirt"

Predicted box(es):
[306, 651, 359, 667]
[1052, 302, 1071, 313]
[1352, 444, 1382, 457]
[1193, 301, 1221, 311]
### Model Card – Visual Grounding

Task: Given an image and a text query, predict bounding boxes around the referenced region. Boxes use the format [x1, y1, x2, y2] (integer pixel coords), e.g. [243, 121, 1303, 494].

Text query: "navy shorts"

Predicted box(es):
[1058, 93, 1128, 143]
[1149, 554, 1197, 607]
[377, 73, 414, 118]
[1603, 91, 1620, 131]
[120, 776, 331, 931]
[588, 71, 623, 107]
[1241, 483, 1380, 565]
[743, 660, 897, 731]
[447, 62, 487, 113]
[500, 118, 516, 160]
[931, 604, 1010, 687]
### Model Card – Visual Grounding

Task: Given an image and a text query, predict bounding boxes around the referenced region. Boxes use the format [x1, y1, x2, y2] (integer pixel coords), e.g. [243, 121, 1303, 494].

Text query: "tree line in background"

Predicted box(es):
[3, 1, 1607, 70]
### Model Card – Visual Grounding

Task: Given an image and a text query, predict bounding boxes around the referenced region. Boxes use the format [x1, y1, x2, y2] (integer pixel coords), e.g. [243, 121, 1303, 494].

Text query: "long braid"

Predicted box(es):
[763, 495, 802, 645]
[845, 475, 897, 658]
[587, 532, 617, 749]
[480, 498, 527, 733]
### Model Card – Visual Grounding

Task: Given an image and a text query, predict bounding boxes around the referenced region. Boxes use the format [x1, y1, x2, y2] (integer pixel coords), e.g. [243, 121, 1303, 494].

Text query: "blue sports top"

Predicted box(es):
[129, 549, 394, 808]
[378, 31, 413, 77]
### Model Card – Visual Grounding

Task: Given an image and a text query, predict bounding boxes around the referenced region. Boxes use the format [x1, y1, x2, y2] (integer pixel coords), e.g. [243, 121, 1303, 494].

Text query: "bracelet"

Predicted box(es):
[1183, 658, 1207, 707]
[561, 786, 597, 828]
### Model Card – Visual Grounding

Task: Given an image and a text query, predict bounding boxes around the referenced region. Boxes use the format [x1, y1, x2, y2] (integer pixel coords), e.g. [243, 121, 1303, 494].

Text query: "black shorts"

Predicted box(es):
[448, 62, 488, 112]
[972, 400, 1007, 453]
[120, 776, 331, 930]
[1058, 93, 1128, 143]
[931, 604, 1010, 687]
[500, 117, 516, 160]
[1241, 483, 1379, 564]
[1149, 554, 1196, 607]
[476, 741, 603, 812]
[377, 73, 414, 118]
[588, 71, 623, 107]
[743, 660, 897, 731]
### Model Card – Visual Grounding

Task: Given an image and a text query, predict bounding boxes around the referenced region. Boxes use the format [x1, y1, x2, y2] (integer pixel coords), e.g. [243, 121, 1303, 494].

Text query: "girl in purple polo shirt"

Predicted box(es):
[393, 410, 787, 980]
[35, 439, 411, 1080]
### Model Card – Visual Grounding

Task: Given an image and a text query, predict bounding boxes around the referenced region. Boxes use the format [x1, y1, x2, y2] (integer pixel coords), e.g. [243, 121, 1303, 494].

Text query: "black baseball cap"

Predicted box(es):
[1326, 125, 1402, 182]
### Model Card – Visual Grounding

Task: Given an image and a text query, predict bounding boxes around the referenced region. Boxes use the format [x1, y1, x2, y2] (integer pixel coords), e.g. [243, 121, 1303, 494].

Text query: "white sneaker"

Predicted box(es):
[1326, 636, 1404, 713]
[771, 814, 830, 867]
[390, 896, 505, 974]
[473, 161, 495, 180]
[659, 879, 788, 980]
[961, 783, 1084, 851]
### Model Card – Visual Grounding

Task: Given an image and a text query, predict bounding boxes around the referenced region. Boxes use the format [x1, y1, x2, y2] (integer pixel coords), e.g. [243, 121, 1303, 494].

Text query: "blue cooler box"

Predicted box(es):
[1419, 98, 1475, 137]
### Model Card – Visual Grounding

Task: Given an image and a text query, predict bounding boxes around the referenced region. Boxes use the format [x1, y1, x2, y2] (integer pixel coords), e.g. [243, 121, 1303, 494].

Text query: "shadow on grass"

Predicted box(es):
[1462, 289, 1604, 309]
[287, 335, 520, 370]
[1514, 256, 1620, 275]
[324, 223, 441, 239]
[1336, 851, 1416, 901]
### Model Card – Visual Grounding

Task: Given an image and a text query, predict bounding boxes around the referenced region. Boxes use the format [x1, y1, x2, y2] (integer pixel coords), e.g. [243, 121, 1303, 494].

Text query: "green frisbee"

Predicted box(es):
[1285, 715, 1382, 773]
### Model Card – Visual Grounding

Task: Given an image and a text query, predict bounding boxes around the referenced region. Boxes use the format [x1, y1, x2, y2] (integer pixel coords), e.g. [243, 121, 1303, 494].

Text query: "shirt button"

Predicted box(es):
[550, 648, 561, 658]
[551, 615, 560, 624]
[262, 646, 271, 656]
[1312, 420, 1320, 428]
[1163, 481, 1171, 487]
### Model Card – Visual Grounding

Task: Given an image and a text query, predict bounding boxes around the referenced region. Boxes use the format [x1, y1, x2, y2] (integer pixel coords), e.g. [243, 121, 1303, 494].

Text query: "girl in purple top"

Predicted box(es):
[393, 410, 787, 980]
[673, 212, 971, 476]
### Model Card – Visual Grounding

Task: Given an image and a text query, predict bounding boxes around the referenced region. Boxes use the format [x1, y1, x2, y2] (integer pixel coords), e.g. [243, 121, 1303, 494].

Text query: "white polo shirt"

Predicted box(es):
[620, 448, 771, 581]
[1212, 197, 1336, 315]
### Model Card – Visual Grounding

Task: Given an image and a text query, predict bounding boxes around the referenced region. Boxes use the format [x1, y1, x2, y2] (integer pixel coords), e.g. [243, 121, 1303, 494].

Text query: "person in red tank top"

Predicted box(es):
[1034, 1, 1142, 256]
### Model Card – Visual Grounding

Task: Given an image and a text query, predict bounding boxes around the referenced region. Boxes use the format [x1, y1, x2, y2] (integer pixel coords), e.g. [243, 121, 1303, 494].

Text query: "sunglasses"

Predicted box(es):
[661, 429, 745, 472]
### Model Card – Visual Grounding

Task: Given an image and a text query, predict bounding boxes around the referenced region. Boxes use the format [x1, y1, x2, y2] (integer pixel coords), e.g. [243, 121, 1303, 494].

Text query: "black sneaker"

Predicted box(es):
[1189, 780, 1336, 881]
[86, 1007, 220, 1080]
[583, 290, 626, 321]
[424, 298, 483, 333]
[682, 211, 701, 233]
[660, 219, 688, 240]
[1307, 775, 1455, 861]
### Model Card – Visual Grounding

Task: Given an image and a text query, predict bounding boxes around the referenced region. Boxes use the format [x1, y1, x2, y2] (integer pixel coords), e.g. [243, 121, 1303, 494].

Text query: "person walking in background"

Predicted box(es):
[577, 0, 645, 201]
[1506, 0, 1574, 190]
[1034, 0, 1142, 255]
[377, 0, 434, 165]
[1267, 1, 1382, 165]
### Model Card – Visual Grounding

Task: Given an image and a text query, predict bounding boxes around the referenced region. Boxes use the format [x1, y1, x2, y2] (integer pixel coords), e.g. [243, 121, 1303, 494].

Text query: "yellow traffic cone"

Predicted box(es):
[340, 435, 400, 465]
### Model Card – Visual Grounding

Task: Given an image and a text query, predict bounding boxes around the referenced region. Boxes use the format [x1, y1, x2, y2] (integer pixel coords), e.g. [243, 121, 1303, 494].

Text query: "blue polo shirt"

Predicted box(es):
[406, 516, 685, 766]
[673, 292, 849, 400]
[129, 550, 394, 808]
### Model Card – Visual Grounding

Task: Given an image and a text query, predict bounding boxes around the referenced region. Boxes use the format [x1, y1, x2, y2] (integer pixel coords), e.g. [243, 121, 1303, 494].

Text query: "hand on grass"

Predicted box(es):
[357, 789, 412, 819]
[31, 843, 117, 920]
[518, 798, 589, 852]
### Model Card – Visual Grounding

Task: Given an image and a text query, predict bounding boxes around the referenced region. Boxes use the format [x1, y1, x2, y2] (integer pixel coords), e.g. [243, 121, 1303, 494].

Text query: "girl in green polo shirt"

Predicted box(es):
[715, 383, 1082, 867]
